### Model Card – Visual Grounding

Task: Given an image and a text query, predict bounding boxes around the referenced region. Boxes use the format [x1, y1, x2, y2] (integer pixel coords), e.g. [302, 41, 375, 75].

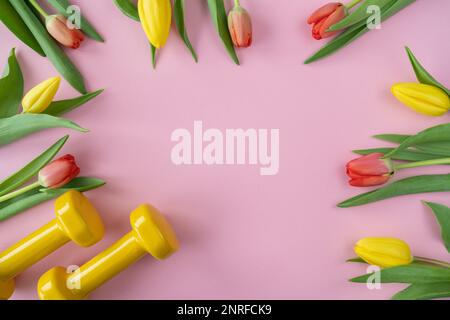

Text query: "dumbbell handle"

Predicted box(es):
[67, 231, 146, 296]
[0, 220, 69, 281]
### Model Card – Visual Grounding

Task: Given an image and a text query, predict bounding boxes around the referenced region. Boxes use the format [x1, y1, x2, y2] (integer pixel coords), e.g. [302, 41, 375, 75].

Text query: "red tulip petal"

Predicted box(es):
[319, 5, 346, 39]
[349, 175, 390, 187]
[307, 2, 342, 24]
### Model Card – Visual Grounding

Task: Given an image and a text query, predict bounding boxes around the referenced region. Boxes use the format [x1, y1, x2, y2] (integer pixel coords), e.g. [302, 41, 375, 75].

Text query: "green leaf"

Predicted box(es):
[385, 123, 450, 158]
[174, 0, 198, 62]
[0, 135, 68, 197]
[424, 202, 450, 254]
[375, 133, 450, 157]
[353, 147, 441, 162]
[0, 114, 87, 146]
[350, 261, 450, 284]
[374, 134, 410, 144]
[392, 282, 450, 300]
[0, 1, 45, 56]
[329, 0, 392, 31]
[44, 89, 104, 117]
[305, 0, 416, 64]
[113, 0, 140, 21]
[207, 0, 240, 65]
[338, 174, 450, 208]
[0, 48, 23, 118]
[9, 0, 87, 93]
[0, 177, 105, 222]
[347, 257, 366, 263]
[405, 47, 450, 96]
[150, 42, 157, 69]
[46, 0, 104, 42]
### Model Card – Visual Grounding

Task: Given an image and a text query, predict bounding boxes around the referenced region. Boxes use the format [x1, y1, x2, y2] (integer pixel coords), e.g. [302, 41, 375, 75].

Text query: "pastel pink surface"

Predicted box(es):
[0, 0, 449, 300]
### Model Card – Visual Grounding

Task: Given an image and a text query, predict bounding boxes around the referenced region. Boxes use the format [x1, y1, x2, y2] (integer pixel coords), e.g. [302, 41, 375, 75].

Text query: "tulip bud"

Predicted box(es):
[38, 155, 80, 189]
[46, 14, 84, 49]
[22, 76, 61, 114]
[138, 0, 172, 49]
[354, 238, 413, 268]
[346, 153, 393, 187]
[228, 3, 252, 48]
[391, 83, 450, 116]
[307, 2, 347, 40]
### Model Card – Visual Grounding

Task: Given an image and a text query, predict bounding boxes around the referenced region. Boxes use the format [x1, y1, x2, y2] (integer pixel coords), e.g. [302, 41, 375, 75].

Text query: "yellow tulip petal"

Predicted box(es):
[138, 0, 171, 49]
[354, 237, 413, 268]
[391, 83, 450, 117]
[22, 77, 60, 114]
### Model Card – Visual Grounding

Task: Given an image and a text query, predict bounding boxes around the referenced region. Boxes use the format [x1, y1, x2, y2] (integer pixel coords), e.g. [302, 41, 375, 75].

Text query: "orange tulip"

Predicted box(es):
[307, 2, 347, 40]
[46, 15, 84, 49]
[228, 1, 252, 48]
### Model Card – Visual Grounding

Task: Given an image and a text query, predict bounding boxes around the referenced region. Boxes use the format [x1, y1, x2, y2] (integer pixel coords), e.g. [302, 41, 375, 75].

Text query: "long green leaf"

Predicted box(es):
[0, 177, 105, 222]
[305, 0, 416, 64]
[113, 0, 140, 21]
[392, 282, 450, 300]
[0, 135, 68, 197]
[385, 123, 450, 158]
[174, 0, 198, 62]
[207, 0, 240, 65]
[406, 47, 450, 96]
[9, 0, 87, 93]
[350, 261, 450, 284]
[46, 0, 104, 42]
[375, 133, 450, 157]
[329, 0, 392, 31]
[44, 89, 104, 117]
[353, 147, 443, 162]
[0, 1, 45, 56]
[424, 202, 450, 254]
[0, 48, 23, 118]
[338, 174, 450, 208]
[0, 114, 87, 146]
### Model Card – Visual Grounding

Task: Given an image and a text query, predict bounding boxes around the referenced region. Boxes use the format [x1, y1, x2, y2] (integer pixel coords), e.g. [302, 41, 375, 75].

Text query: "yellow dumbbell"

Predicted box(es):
[38, 204, 179, 300]
[0, 190, 104, 300]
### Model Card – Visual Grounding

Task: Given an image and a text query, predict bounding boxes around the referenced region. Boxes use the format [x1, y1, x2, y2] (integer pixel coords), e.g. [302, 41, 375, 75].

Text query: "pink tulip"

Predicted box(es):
[39, 155, 80, 189]
[46, 15, 84, 49]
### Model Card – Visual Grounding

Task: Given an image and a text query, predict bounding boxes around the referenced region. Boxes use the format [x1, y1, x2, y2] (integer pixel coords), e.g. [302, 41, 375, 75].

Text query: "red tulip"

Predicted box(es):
[228, 4, 252, 48]
[307, 2, 347, 40]
[346, 153, 393, 187]
[39, 155, 80, 189]
[46, 15, 84, 49]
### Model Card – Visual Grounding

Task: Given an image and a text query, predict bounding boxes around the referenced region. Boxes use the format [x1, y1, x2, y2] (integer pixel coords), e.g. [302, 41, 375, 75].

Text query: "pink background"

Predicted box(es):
[1, 0, 449, 300]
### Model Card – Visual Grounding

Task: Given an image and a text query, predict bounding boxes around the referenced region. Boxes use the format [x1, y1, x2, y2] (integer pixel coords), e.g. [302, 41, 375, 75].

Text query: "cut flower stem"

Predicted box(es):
[415, 256, 450, 269]
[29, 0, 49, 18]
[0, 181, 40, 203]
[345, 0, 363, 10]
[395, 158, 450, 171]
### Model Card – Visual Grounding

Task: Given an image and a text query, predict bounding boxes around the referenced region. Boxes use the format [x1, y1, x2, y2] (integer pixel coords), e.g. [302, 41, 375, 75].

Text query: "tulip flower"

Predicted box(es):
[46, 14, 85, 49]
[307, 2, 347, 40]
[346, 153, 393, 187]
[354, 238, 413, 268]
[391, 83, 450, 116]
[138, 0, 172, 49]
[0, 154, 80, 204]
[38, 155, 80, 189]
[22, 76, 61, 114]
[228, 0, 252, 48]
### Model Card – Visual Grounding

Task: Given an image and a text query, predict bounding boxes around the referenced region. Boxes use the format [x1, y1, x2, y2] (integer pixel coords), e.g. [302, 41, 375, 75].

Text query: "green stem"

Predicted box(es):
[29, 0, 49, 18]
[234, 0, 241, 7]
[415, 257, 450, 269]
[345, 0, 362, 10]
[395, 158, 450, 171]
[0, 181, 40, 203]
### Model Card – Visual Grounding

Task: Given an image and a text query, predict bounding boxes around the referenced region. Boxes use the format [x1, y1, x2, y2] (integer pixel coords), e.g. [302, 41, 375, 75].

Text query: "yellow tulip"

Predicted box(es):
[391, 83, 450, 116]
[138, 0, 172, 49]
[22, 76, 60, 114]
[354, 237, 413, 268]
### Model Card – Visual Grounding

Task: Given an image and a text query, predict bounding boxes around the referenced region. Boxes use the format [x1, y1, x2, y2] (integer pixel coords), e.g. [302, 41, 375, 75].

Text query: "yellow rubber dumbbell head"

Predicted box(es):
[55, 190, 104, 247]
